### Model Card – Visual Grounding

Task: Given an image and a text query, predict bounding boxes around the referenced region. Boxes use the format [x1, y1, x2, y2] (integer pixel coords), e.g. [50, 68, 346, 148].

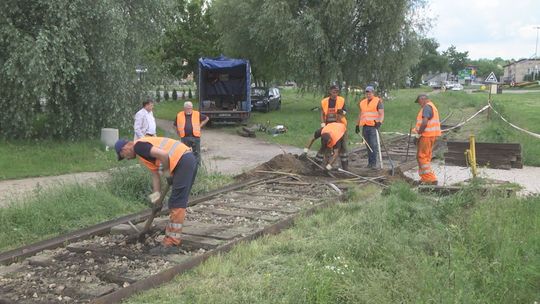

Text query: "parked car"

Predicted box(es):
[251, 87, 281, 112]
[443, 81, 456, 89]
[428, 81, 442, 89]
[451, 83, 464, 91]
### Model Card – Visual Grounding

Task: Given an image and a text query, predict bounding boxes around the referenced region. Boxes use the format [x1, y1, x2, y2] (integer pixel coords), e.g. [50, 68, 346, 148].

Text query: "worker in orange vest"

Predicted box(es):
[303, 122, 348, 170]
[355, 86, 384, 168]
[174, 101, 209, 164]
[412, 94, 441, 185]
[320, 85, 347, 127]
[115, 137, 198, 255]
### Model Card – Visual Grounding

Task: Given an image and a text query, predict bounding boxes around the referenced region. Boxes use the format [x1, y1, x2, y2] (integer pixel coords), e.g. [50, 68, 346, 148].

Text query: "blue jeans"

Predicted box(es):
[362, 126, 379, 167]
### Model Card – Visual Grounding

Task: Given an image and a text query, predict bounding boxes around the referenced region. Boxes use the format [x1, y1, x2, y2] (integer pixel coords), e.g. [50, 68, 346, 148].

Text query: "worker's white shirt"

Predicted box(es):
[134, 108, 156, 140]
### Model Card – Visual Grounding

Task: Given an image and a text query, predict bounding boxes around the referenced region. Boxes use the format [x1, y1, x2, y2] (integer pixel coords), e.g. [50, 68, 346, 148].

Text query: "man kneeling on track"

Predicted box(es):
[115, 137, 198, 255]
[303, 122, 348, 170]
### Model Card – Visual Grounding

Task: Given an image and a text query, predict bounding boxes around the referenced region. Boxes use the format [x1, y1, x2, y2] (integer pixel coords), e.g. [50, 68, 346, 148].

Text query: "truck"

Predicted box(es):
[198, 55, 251, 124]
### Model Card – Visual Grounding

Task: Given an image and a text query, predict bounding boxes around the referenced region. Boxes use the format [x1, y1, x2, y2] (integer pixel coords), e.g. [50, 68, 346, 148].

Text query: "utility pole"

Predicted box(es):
[535, 26, 540, 59]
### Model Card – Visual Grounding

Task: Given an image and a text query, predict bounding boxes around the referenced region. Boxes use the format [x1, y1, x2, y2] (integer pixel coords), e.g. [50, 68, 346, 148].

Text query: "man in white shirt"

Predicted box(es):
[134, 99, 157, 140]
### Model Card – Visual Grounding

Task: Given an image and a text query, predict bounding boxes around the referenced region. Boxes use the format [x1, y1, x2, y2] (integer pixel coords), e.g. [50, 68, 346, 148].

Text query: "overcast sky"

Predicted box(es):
[427, 0, 540, 60]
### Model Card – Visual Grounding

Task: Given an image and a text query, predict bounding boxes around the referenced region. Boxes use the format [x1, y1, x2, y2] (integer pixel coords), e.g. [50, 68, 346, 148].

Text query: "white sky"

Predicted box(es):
[427, 0, 540, 60]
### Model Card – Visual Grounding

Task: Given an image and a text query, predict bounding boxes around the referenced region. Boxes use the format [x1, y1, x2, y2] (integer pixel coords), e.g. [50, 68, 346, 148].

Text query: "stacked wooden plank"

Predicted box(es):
[444, 141, 522, 169]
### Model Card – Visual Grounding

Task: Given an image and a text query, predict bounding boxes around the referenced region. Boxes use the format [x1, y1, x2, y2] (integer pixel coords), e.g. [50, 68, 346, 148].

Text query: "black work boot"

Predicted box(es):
[341, 160, 349, 171]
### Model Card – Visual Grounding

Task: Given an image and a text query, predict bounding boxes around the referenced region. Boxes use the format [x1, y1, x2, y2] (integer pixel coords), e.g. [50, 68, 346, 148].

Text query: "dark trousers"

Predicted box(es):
[169, 152, 198, 209]
[362, 126, 379, 167]
[181, 136, 201, 164]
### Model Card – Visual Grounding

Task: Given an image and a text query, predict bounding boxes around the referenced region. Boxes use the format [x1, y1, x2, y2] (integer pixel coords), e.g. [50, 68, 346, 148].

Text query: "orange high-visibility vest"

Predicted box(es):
[135, 137, 190, 173]
[321, 122, 346, 148]
[415, 101, 441, 137]
[359, 97, 382, 126]
[321, 96, 347, 125]
[176, 111, 201, 138]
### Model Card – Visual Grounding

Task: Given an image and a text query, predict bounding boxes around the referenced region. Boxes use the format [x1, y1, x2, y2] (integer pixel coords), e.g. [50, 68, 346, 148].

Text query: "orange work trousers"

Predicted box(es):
[417, 136, 437, 183]
[163, 208, 186, 247]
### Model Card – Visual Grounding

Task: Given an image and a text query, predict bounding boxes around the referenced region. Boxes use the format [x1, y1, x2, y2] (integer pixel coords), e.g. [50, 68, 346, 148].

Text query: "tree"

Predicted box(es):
[212, 0, 425, 91]
[468, 57, 507, 79]
[443, 45, 469, 75]
[409, 38, 449, 87]
[158, 0, 219, 79]
[0, 0, 166, 139]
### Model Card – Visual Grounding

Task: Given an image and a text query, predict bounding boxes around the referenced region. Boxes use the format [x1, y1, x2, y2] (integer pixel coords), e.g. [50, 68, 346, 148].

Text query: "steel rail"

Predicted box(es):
[92, 197, 338, 304]
[0, 177, 269, 265]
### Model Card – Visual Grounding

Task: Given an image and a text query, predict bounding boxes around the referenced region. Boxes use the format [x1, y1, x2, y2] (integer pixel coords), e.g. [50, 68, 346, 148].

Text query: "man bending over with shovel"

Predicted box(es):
[115, 137, 198, 255]
[303, 122, 348, 170]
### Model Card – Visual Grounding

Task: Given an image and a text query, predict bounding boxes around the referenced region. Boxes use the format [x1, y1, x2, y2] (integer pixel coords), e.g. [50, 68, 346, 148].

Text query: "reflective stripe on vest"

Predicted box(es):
[176, 111, 201, 138]
[321, 122, 346, 148]
[167, 223, 183, 229]
[359, 97, 382, 126]
[135, 137, 190, 173]
[165, 231, 182, 239]
[321, 96, 347, 125]
[415, 101, 441, 137]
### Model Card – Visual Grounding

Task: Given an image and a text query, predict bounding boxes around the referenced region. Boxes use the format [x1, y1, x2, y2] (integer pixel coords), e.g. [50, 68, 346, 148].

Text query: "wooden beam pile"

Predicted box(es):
[444, 141, 522, 169]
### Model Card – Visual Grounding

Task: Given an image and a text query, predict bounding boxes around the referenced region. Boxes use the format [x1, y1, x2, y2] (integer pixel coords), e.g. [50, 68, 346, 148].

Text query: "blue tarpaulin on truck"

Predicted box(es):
[198, 55, 249, 70]
[198, 55, 251, 120]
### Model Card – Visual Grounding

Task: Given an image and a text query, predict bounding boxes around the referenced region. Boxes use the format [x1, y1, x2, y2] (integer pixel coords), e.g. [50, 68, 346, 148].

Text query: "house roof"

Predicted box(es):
[503, 58, 540, 67]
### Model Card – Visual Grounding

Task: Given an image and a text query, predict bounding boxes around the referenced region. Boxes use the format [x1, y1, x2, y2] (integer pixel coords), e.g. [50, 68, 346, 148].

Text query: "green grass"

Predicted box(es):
[0, 166, 232, 251]
[0, 140, 120, 180]
[153, 100, 196, 121]
[126, 182, 539, 304]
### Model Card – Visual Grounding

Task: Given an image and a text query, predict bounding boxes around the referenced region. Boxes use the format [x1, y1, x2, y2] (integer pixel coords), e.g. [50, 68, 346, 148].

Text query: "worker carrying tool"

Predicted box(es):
[115, 137, 198, 255]
[303, 122, 348, 170]
[174, 101, 210, 164]
[355, 86, 384, 169]
[320, 85, 347, 127]
[411, 94, 441, 185]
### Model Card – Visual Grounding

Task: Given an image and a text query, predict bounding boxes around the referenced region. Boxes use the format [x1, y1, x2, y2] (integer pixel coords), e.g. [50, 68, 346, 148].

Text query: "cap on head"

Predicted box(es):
[329, 84, 340, 91]
[415, 94, 428, 103]
[115, 139, 128, 161]
[184, 101, 193, 108]
[365, 86, 374, 93]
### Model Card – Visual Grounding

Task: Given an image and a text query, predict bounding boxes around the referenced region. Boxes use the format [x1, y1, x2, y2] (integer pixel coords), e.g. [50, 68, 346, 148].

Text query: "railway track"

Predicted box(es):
[0, 134, 417, 304]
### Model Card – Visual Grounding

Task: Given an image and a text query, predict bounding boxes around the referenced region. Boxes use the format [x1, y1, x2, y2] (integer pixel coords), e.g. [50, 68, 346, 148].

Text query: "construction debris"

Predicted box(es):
[444, 141, 522, 169]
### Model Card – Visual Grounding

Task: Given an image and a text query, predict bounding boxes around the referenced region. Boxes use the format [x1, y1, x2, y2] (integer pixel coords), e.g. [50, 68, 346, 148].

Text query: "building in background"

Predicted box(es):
[503, 59, 540, 83]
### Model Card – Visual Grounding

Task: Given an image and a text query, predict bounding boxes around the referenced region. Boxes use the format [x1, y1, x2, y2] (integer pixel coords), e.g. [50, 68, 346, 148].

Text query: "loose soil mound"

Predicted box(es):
[236, 153, 319, 180]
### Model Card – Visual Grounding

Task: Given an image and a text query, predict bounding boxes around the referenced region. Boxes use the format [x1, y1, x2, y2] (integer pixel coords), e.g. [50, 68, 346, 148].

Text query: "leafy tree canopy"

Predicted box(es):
[0, 0, 166, 139]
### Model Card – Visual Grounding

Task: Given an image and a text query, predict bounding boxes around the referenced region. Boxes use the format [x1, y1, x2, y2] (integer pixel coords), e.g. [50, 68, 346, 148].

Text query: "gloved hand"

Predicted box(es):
[148, 191, 161, 204]
[413, 133, 420, 145]
[325, 164, 332, 171]
[375, 122, 382, 129]
[303, 147, 309, 154]
[337, 109, 345, 115]
[320, 122, 326, 128]
[355, 125, 360, 134]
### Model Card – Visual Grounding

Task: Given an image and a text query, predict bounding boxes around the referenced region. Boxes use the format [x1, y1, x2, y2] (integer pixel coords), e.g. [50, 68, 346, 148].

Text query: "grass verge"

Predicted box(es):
[126, 182, 539, 304]
[0, 166, 232, 251]
[0, 140, 120, 180]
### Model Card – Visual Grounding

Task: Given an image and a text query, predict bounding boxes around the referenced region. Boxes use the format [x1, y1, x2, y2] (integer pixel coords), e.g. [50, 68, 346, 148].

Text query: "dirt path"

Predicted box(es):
[0, 171, 109, 208]
[0, 120, 302, 207]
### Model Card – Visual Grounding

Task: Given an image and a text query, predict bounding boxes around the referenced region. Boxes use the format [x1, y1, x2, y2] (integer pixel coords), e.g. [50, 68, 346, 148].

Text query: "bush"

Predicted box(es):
[156, 89, 161, 102]
[188, 88, 193, 99]
[164, 90, 170, 101]
[172, 89, 178, 101]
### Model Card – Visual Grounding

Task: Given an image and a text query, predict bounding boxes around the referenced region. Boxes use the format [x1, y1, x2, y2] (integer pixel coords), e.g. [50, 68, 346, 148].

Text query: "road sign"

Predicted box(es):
[484, 72, 498, 83]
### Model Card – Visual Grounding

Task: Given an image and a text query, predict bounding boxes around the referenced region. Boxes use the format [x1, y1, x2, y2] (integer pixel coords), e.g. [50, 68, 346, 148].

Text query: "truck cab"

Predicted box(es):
[198, 56, 251, 124]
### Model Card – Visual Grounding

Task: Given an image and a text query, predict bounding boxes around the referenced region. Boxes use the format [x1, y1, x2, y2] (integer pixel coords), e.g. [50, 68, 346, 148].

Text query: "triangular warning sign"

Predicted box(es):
[484, 72, 498, 83]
